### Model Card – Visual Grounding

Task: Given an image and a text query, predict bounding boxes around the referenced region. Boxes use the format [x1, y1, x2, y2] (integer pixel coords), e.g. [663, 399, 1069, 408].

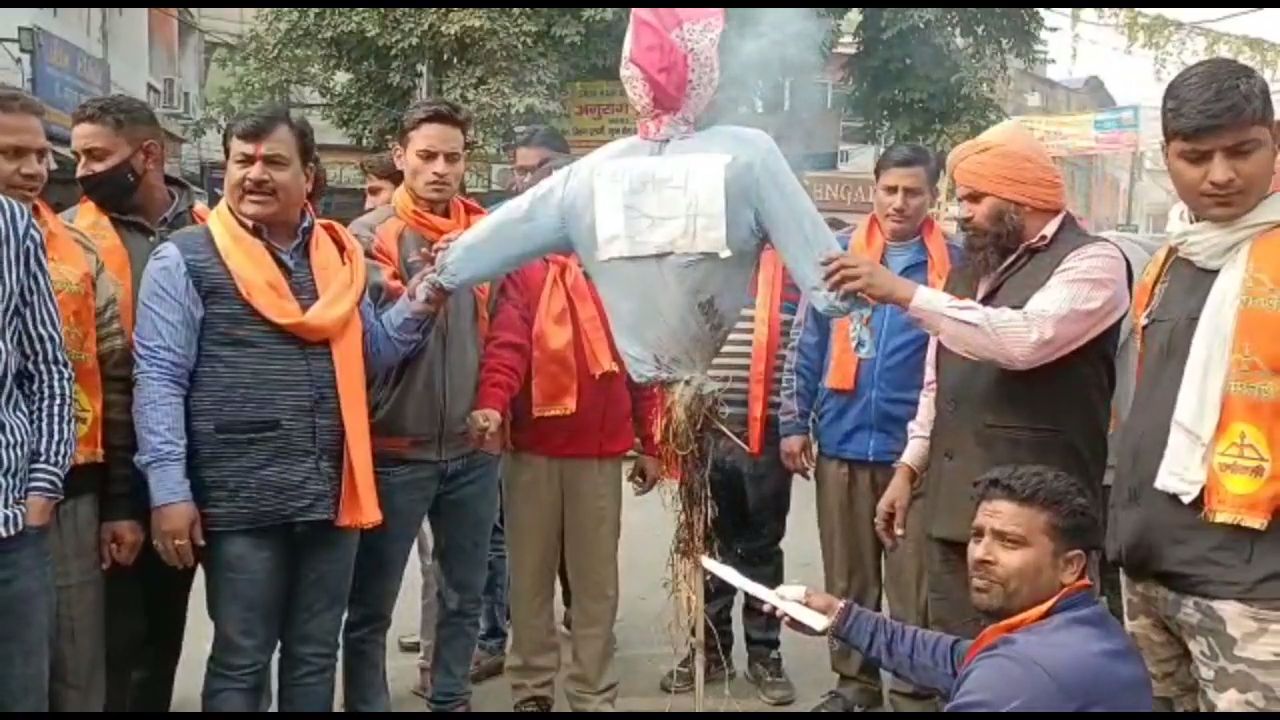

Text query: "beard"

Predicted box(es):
[960, 204, 1026, 279]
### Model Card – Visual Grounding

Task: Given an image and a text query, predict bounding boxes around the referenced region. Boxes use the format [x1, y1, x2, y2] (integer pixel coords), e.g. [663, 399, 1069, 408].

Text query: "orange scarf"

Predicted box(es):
[1134, 235, 1280, 530]
[825, 216, 951, 391]
[390, 185, 489, 336]
[35, 201, 104, 466]
[962, 579, 1092, 667]
[746, 246, 785, 455]
[74, 197, 211, 337]
[531, 255, 619, 417]
[205, 201, 380, 529]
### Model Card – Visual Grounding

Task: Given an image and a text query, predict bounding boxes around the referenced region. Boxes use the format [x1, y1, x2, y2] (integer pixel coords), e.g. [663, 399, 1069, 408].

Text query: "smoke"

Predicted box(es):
[711, 8, 838, 120]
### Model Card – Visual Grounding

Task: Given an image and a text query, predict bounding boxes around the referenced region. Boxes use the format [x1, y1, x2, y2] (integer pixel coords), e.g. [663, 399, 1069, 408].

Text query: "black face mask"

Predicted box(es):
[78, 152, 143, 215]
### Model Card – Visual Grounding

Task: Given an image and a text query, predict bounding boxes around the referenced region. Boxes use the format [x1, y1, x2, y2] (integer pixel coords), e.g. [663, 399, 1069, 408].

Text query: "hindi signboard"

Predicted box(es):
[564, 80, 634, 154]
[31, 27, 110, 135]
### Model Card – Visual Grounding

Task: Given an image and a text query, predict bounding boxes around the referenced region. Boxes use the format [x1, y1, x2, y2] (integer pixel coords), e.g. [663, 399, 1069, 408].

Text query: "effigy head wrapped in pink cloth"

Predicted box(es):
[431, 8, 870, 384]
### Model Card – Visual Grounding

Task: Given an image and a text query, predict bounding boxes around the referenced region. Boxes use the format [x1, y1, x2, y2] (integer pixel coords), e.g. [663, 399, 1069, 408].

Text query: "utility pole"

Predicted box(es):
[100, 8, 109, 79]
[418, 55, 433, 100]
[1125, 149, 1141, 228]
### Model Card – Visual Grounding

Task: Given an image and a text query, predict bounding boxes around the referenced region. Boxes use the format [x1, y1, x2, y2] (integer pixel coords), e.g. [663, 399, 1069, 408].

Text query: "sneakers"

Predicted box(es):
[810, 689, 873, 712]
[659, 650, 735, 694]
[469, 647, 506, 683]
[745, 651, 796, 707]
[514, 697, 553, 712]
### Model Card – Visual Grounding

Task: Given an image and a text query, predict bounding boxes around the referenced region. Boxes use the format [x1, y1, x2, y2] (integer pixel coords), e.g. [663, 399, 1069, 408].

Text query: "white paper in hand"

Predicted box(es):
[700, 556, 830, 633]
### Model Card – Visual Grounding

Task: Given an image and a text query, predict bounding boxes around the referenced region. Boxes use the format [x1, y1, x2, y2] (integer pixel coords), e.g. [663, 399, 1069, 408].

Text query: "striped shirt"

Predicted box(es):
[707, 268, 801, 440]
[0, 196, 75, 537]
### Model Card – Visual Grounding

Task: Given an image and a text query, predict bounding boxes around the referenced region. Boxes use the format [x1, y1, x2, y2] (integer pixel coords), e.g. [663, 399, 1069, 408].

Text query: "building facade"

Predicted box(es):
[0, 7, 208, 205]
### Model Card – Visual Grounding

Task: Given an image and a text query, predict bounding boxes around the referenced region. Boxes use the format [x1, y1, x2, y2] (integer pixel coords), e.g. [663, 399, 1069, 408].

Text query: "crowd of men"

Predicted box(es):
[0, 8, 1277, 711]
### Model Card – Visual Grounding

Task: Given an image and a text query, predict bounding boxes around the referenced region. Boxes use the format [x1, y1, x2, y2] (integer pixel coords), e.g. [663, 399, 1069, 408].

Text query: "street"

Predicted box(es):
[170, 475, 836, 712]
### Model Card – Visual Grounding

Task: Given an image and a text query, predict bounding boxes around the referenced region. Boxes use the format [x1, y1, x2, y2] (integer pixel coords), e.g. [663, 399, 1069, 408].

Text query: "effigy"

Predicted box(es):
[429, 7, 871, 708]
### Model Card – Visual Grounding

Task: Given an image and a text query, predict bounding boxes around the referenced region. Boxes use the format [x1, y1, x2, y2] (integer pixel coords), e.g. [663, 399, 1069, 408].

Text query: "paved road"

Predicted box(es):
[171, 475, 837, 712]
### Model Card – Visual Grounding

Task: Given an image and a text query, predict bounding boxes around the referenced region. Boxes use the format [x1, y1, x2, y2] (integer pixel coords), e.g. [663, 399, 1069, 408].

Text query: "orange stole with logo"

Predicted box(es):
[1134, 230, 1280, 530]
[35, 201, 104, 465]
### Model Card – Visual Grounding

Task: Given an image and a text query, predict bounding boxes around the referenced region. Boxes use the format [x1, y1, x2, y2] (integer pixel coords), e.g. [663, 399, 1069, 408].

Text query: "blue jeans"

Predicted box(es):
[201, 521, 360, 712]
[343, 452, 501, 712]
[477, 494, 509, 656]
[0, 527, 53, 711]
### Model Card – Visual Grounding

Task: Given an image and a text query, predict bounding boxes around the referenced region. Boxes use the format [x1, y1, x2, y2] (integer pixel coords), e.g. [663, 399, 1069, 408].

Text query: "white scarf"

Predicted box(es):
[1154, 193, 1280, 502]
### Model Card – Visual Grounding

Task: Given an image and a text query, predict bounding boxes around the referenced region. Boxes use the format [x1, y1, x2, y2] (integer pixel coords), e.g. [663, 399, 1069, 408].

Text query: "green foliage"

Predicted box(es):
[843, 8, 1045, 150]
[206, 8, 628, 149]
[204, 8, 1045, 156]
[1089, 9, 1280, 79]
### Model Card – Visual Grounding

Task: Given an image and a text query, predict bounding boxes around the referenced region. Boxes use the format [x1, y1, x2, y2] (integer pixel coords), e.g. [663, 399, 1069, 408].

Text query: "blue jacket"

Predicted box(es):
[834, 589, 1153, 711]
[779, 232, 962, 463]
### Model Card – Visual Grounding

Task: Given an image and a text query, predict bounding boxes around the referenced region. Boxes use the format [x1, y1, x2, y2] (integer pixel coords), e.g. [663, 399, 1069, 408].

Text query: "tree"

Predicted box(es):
[206, 7, 852, 150]
[206, 8, 629, 149]
[1073, 9, 1280, 80]
[205, 8, 1044, 155]
[841, 8, 1045, 150]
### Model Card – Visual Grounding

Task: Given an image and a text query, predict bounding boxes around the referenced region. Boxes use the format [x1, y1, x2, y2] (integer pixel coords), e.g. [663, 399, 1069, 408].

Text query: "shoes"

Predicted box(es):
[810, 689, 874, 712]
[514, 697, 554, 712]
[659, 649, 735, 694]
[745, 651, 796, 707]
[398, 633, 421, 653]
[469, 647, 506, 683]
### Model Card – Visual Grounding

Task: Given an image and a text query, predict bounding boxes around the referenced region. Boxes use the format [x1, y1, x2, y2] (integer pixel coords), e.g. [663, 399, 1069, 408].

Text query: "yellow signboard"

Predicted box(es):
[1014, 106, 1140, 157]
[565, 80, 634, 153]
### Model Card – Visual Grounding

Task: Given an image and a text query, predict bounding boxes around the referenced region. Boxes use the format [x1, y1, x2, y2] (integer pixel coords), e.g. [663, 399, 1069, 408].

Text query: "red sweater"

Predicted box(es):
[473, 258, 660, 458]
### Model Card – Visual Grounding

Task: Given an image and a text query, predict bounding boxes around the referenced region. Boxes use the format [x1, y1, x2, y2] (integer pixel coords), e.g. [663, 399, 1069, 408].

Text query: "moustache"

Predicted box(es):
[959, 220, 989, 238]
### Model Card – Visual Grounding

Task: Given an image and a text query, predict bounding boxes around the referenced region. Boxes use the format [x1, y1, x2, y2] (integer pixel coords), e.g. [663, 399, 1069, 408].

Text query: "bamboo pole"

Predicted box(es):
[694, 561, 706, 712]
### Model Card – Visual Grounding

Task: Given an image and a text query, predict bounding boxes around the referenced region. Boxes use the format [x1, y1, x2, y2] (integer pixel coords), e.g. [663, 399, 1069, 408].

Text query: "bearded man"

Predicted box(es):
[820, 120, 1131, 639]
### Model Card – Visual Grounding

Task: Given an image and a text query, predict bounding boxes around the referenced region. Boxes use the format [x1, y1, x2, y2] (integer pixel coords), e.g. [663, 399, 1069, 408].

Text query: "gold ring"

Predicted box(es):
[173, 539, 189, 546]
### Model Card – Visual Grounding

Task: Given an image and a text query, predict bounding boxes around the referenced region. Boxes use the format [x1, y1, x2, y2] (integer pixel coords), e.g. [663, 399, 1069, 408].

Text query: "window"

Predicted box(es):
[146, 83, 162, 109]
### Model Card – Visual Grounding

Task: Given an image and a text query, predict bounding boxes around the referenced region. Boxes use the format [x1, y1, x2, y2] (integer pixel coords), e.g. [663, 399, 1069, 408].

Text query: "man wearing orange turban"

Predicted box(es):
[948, 120, 1068, 213]
[820, 119, 1131, 639]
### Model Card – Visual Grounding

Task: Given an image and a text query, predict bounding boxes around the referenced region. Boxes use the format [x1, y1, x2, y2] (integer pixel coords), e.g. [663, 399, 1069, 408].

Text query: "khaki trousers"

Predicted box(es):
[505, 453, 623, 711]
[815, 458, 935, 711]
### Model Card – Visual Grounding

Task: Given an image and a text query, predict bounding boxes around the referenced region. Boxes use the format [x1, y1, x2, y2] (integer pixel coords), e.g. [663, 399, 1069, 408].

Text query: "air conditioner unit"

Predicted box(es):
[161, 76, 181, 111]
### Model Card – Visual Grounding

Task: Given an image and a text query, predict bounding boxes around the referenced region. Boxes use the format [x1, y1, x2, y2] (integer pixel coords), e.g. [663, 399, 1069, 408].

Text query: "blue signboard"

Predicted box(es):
[31, 27, 110, 135]
[1093, 106, 1140, 134]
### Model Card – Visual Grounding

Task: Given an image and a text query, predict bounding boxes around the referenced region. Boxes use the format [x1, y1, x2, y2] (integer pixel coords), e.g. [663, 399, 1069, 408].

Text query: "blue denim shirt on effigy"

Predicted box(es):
[432, 125, 874, 385]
